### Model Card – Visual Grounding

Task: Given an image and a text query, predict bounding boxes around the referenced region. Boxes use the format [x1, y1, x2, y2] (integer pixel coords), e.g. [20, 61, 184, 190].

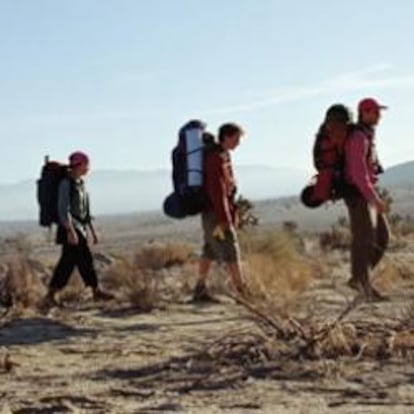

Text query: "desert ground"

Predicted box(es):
[1, 197, 414, 413]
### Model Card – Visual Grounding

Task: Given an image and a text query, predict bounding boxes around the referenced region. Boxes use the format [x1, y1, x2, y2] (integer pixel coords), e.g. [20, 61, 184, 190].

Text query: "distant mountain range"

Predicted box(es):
[380, 161, 414, 188]
[0, 161, 412, 221]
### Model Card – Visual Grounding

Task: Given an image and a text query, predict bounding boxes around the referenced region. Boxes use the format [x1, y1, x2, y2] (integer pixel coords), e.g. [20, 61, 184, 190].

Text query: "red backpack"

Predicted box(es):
[301, 104, 352, 208]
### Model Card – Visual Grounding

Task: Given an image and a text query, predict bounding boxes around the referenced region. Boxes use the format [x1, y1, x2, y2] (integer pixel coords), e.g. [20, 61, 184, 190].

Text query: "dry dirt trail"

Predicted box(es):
[1, 241, 414, 414]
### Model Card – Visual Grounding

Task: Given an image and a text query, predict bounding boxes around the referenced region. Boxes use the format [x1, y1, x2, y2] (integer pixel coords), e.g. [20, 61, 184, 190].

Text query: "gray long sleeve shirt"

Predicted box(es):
[58, 177, 91, 237]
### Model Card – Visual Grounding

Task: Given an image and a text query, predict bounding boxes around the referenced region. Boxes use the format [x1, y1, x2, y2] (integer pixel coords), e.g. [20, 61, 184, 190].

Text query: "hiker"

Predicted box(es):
[42, 151, 113, 308]
[344, 98, 390, 300]
[193, 123, 246, 302]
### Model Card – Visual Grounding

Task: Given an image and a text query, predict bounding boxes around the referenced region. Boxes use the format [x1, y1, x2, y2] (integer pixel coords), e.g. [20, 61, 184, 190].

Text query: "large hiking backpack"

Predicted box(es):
[301, 104, 352, 208]
[163, 120, 214, 218]
[37, 156, 69, 226]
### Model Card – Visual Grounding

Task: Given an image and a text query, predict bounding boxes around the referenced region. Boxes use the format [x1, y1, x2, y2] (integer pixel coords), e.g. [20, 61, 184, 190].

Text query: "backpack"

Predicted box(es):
[301, 104, 353, 208]
[163, 120, 216, 218]
[37, 156, 69, 227]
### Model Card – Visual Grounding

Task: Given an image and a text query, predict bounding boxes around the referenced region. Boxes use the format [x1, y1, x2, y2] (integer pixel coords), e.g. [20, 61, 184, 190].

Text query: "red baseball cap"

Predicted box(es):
[358, 97, 388, 113]
[69, 151, 90, 167]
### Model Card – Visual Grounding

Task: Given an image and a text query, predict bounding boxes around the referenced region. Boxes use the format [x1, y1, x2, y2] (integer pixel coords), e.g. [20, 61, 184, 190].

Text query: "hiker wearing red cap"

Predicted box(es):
[42, 152, 113, 309]
[344, 97, 390, 300]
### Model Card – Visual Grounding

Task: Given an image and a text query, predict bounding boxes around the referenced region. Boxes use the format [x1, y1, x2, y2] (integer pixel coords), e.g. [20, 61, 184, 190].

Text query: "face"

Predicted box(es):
[73, 161, 90, 177]
[360, 107, 381, 126]
[223, 133, 242, 150]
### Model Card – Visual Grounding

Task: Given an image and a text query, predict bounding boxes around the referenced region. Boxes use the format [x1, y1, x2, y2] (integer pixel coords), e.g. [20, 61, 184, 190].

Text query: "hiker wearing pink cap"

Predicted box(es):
[42, 151, 113, 309]
[344, 98, 390, 301]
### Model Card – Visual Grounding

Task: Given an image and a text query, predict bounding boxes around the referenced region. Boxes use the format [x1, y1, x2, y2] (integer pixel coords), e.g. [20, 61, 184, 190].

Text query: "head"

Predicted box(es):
[325, 104, 352, 125]
[69, 151, 90, 177]
[218, 123, 244, 150]
[357, 97, 387, 127]
[321, 104, 352, 145]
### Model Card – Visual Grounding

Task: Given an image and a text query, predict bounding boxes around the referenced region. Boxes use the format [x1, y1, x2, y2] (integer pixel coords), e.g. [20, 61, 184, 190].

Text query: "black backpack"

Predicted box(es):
[37, 156, 69, 227]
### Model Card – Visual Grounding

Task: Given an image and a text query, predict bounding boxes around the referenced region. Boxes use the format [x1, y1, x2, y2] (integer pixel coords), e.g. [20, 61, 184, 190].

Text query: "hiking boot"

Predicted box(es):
[192, 281, 220, 303]
[93, 288, 114, 301]
[40, 290, 59, 312]
[347, 278, 364, 293]
[234, 282, 251, 298]
[0, 292, 13, 309]
[366, 286, 389, 303]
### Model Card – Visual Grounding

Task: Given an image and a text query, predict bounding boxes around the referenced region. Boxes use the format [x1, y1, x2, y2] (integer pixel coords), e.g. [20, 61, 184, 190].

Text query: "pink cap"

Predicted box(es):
[69, 151, 89, 167]
[358, 98, 388, 113]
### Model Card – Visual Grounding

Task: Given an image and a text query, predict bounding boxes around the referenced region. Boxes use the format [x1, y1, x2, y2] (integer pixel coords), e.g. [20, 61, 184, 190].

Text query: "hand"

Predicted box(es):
[91, 231, 99, 245]
[233, 210, 240, 230]
[375, 199, 387, 214]
[67, 229, 79, 245]
[212, 225, 226, 241]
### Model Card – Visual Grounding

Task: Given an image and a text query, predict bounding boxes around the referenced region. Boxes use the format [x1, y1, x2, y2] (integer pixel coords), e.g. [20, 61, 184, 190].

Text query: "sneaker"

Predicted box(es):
[93, 288, 114, 301]
[191, 281, 220, 303]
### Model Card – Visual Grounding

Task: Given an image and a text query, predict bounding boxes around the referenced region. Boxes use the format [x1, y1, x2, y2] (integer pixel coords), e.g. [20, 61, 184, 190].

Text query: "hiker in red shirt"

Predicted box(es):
[193, 123, 246, 301]
[344, 98, 390, 300]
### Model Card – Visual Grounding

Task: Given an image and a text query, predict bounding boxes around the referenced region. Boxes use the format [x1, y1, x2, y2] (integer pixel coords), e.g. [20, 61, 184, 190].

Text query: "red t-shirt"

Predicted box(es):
[345, 126, 380, 204]
[203, 148, 237, 227]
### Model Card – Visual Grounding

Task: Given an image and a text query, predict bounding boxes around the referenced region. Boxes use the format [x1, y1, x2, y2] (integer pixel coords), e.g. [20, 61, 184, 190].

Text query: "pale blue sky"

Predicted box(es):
[1, 0, 414, 184]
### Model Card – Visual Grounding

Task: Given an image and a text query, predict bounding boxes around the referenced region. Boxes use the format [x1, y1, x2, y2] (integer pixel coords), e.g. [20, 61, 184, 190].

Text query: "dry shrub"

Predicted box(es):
[372, 262, 402, 292]
[134, 242, 195, 271]
[105, 242, 197, 306]
[400, 302, 414, 323]
[3, 258, 46, 309]
[373, 259, 414, 293]
[176, 263, 199, 296]
[57, 271, 86, 303]
[389, 214, 414, 238]
[105, 257, 160, 311]
[240, 230, 316, 303]
[235, 195, 259, 228]
[319, 226, 350, 250]
[0, 352, 19, 373]
[316, 320, 414, 360]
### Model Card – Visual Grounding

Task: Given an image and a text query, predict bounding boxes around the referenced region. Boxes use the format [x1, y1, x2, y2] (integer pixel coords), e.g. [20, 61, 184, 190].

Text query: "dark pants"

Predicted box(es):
[50, 229, 98, 291]
[345, 195, 390, 287]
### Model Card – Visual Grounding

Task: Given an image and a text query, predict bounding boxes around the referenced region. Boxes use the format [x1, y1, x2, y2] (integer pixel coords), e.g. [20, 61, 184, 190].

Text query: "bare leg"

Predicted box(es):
[225, 261, 245, 295]
[192, 258, 218, 302]
[198, 257, 212, 284]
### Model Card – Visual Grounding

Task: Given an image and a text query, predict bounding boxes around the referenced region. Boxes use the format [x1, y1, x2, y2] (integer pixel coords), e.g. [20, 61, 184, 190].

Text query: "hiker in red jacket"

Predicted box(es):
[344, 98, 391, 300]
[193, 123, 246, 301]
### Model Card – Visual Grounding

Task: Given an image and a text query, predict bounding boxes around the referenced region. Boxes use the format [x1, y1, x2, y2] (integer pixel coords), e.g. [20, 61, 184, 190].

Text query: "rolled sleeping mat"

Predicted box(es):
[184, 126, 204, 187]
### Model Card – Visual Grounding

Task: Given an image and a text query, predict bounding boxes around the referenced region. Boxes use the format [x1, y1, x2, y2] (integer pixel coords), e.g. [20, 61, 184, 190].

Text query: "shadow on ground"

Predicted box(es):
[0, 317, 95, 346]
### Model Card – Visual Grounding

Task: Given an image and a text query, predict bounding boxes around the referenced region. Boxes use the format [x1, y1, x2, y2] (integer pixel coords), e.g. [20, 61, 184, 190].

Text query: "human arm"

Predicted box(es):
[57, 179, 79, 245]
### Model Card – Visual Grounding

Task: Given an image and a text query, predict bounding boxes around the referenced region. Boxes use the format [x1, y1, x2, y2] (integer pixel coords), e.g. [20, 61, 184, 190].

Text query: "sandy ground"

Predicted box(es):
[0, 237, 414, 413]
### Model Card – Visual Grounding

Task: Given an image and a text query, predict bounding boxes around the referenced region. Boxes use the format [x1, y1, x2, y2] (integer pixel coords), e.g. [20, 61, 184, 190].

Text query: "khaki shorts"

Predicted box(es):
[201, 211, 240, 263]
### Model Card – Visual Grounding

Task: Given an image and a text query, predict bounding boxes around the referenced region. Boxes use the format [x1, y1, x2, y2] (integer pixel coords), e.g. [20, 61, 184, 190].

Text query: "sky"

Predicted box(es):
[1, 0, 414, 184]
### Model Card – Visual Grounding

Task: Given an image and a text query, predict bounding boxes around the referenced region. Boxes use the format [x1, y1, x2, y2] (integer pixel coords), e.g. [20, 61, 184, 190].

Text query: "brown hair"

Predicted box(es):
[218, 123, 244, 143]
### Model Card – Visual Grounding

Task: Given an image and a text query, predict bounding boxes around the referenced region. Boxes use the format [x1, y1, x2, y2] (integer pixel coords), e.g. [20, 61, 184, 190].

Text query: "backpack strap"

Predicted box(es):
[66, 178, 92, 225]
